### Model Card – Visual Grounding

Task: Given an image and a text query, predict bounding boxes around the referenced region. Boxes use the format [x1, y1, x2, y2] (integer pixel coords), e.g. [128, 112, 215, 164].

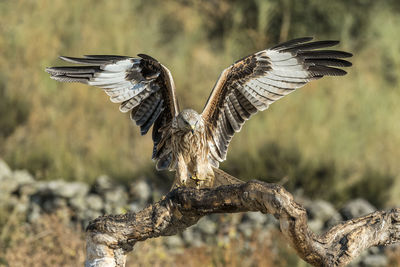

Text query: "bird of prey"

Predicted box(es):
[46, 37, 352, 189]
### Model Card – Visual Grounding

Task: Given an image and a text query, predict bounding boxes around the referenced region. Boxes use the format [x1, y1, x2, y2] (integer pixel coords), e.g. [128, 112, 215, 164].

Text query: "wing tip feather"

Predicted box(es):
[137, 53, 159, 62]
[270, 36, 314, 50]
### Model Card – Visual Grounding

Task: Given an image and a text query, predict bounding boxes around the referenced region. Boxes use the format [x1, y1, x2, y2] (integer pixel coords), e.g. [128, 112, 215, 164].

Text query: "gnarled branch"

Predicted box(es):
[85, 180, 400, 267]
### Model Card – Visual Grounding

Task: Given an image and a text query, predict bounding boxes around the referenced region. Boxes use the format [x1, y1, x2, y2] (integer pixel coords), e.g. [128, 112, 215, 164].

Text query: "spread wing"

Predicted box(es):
[46, 54, 179, 170]
[202, 37, 352, 166]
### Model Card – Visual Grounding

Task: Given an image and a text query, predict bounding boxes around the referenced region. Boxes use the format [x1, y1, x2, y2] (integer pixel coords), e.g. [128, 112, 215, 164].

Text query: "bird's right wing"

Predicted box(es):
[46, 54, 179, 170]
[201, 37, 352, 166]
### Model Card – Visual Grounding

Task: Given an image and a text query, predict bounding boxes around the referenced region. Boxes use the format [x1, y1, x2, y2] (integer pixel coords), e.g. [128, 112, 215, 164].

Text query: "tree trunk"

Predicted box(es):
[85, 180, 400, 267]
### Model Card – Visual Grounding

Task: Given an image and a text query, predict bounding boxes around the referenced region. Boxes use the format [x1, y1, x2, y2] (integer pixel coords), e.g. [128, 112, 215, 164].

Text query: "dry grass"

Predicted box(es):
[387, 245, 400, 267]
[0, 214, 301, 267]
[126, 229, 283, 267]
[2, 214, 85, 267]
[3, 210, 396, 267]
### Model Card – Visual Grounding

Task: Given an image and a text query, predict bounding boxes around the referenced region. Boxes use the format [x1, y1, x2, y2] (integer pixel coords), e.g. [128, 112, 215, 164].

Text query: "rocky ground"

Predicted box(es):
[0, 159, 397, 266]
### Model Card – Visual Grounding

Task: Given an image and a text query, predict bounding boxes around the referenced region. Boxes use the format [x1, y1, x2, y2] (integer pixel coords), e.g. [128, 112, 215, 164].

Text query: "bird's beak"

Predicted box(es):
[190, 125, 195, 134]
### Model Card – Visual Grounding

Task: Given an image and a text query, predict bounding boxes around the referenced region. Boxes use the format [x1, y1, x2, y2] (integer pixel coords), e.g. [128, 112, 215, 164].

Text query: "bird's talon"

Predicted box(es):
[190, 175, 207, 182]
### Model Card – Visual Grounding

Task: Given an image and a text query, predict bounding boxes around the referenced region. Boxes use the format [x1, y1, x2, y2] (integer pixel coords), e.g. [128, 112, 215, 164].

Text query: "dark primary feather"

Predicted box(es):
[202, 37, 352, 165]
[298, 50, 352, 59]
[59, 56, 120, 65]
[280, 40, 340, 52]
[46, 66, 101, 82]
[84, 55, 128, 60]
[270, 37, 314, 50]
[137, 53, 159, 62]
[46, 54, 179, 170]
[304, 58, 352, 67]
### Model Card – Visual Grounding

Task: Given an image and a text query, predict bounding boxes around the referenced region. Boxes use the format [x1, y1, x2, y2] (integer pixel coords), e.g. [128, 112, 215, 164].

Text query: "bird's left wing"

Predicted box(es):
[201, 37, 352, 166]
[46, 54, 179, 170]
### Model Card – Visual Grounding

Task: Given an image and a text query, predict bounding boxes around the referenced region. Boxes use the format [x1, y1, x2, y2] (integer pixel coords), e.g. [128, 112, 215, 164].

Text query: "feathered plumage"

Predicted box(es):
[46, 37, 352, 189]
[202, 37, 352, 165]
[46, 54, 179, 171]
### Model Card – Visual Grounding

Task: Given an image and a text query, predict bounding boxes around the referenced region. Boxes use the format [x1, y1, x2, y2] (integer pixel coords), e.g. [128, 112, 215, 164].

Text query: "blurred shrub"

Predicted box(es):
[0, 77, 29, 139]
[224, 142, 395, 208]
[181, 0, 385, 50]
[224, 143, 338, 199]
[345, 169, 395, 209]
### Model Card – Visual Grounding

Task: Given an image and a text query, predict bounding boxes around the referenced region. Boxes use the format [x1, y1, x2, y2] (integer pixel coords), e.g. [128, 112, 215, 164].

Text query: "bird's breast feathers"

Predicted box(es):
[172, 130, 208, 161]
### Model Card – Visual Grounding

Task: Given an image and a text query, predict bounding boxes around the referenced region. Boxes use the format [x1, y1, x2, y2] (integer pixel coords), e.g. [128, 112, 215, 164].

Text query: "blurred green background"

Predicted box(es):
[1, 0, 400, 208]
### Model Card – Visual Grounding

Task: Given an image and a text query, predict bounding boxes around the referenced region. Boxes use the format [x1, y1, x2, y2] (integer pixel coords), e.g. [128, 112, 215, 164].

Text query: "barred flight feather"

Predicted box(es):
[202, 37, 352, 165]
[46, 54, 179, 170]
[269, 37, 314, 50]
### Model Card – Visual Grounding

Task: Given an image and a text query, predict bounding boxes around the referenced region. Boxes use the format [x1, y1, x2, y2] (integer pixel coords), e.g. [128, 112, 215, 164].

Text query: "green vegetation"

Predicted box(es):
[0, 76, 29, 139]
[1, 0, 400, 206]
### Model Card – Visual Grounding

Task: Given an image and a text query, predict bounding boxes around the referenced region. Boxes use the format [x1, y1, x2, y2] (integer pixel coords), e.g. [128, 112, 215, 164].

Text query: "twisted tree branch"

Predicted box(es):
[85, 180, 400, 267]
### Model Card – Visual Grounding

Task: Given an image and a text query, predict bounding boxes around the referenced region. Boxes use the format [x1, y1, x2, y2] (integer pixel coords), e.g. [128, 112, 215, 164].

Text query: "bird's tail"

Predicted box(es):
[169, 168, 243, 191]
[212, 167, 244, 186]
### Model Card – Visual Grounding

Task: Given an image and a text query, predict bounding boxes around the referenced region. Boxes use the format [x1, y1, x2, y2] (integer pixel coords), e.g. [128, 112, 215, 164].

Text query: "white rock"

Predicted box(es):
[361, 254, 387, 267]
[37, 180, 89, 198]
[0, 159, 12, 180]
[341, 199, 376, 220]
[196, 217, 217, 235]
[164, 236, 183, 249]
[86, 194, 104, 211]
[13, 170, 35, 185]
[130, 180, 151, 203]
[243, 211, 268, 225]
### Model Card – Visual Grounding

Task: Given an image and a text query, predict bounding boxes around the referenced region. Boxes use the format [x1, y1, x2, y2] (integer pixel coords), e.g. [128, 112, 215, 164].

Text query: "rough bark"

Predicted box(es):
[85, 180, 400, 267]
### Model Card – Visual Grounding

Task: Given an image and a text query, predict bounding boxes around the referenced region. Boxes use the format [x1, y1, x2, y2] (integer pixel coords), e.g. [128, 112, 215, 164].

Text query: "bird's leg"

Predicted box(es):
[190, 173, 208, 182]
[176, 153, 188, 186]
[190, 158, 212, 188]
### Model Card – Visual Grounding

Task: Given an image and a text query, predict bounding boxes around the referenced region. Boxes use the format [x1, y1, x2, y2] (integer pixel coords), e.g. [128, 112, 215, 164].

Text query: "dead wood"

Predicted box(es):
[85, 180, 400, 267]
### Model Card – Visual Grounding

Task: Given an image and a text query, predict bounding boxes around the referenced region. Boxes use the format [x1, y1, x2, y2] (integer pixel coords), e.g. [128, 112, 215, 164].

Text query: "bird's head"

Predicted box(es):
[177, 109, 203, 133]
